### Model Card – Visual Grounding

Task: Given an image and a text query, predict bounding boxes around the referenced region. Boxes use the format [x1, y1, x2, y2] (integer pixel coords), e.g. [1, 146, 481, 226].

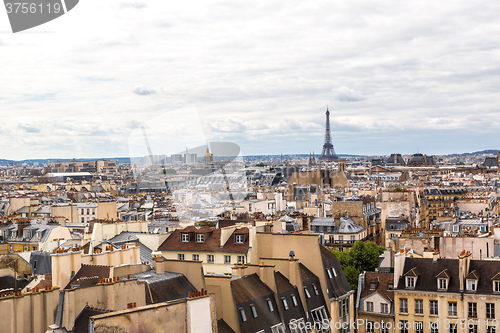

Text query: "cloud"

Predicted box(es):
[18, 124, 41, 133]
[332, 86, 365, 102]
[120, 2, 147, 9]
[133, 86, 156, 96]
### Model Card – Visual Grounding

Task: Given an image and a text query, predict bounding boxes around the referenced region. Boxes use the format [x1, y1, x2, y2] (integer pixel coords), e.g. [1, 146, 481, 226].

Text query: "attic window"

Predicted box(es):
[196, 234, 204, 243]
[235, 235, 244, 244]
[467, 279, 477, 292]
[406, 277, 415, 289]
[239, 308, 247, 322]
[327, 269, 332, 279]
[313, 284, 319, 295]
[267, 299, 274, 312]
[304, 287, 311, 298]
[291, 295, 298, 307]
[438, 278, 448, 290]
[494, 281, 500, 293]
[370, 282, 376, 290]
[250, 304, 257, 318]
[181, 234, 189, 242]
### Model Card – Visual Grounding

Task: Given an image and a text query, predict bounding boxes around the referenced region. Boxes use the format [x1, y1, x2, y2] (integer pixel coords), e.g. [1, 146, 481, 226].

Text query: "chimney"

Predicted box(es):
[458, 250, 472, 292]
[433, 249, 439, 263]
[394, 249, 408, 288]
[153, 257, 165, 274]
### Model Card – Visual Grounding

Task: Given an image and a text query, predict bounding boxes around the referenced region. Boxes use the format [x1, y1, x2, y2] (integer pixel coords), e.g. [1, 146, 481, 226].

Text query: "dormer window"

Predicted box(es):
[406, 277, 416, 289]
[181, 234, 189, 242]
[438, 278, 448, 290]
[235, 235, 244, 244]
[467, 279, 477, 292]
[196, 234, 204, 242]
[370, 283, 376, 290]
[493, 281, 500, 293]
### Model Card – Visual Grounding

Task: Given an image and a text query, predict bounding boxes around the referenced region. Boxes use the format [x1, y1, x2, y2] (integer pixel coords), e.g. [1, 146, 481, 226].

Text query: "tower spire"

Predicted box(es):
[318, 107, 338, 162]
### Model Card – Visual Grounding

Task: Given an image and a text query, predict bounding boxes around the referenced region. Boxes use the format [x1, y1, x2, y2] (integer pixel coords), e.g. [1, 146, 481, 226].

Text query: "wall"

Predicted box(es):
[205, 275, 238, 332]
[0, 288, 59, 333]
[63, 279, 146, 330]
[90, 295, 216, 333]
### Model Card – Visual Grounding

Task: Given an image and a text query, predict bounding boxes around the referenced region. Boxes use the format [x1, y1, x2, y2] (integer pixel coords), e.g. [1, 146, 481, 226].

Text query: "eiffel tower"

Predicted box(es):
[318, 107, 338, 162]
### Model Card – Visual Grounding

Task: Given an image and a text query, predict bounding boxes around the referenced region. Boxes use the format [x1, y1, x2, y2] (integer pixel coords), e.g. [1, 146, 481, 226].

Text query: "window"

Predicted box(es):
[339, 236, 344, 242]
[312, 284, 319, 295]
[449, 302, 457, 316]
[450, 324, 457, 333]
[467, 279, 477, 291]
[430, 322, 439, 333]
[370, 282, 376, 290]
[468, 302, 477, 318]
[406, 277, 415, 288]
[178, 253, 184, 260]
[430, 300, 438, 315]
[366, 301, 374, 312]
[33, 260, 37, 269]
[304, 287, 311, 298]
[196, 234, 204, 242]
[381, 303, 388, 313]
[488, 326, 496, 333]
[224, 255, 231, 264]
[400, 299, 408, 314]
[438, 278, 448, 290]
[469, 325, 478, 333]
[32, 246, 37, 251]
[289, 319, 307, 333]
[271, 324, 286, 333]
[453, 225, 459, 233]
[487, 303, 495, 319]
[367, 321, 374, 333]
[310, 307, 329, 329]
[81, 217, 85, 223]
[494, 281, 500, 293]
[239, 308, 247, 322]
[332, 268, 337, 277]
[207, 254, 214, 263]
[416, 322, 424, 333]
[192, 254, 199, 261]
[282, 298, 289, 310]
[237, 255, 245, 264]
[415, 300, 423, 314]
[181, 234, 189, 242]
[400, 321, 408, 333]
[87, 208, 89, 214]
[235, 235, 244, 244]
[265, 298, 274, 312]
[351, 236, 355, 241]
[250, 304, 257, 318]
[291, 295, 298, 307]
[327, 269, 333, 279]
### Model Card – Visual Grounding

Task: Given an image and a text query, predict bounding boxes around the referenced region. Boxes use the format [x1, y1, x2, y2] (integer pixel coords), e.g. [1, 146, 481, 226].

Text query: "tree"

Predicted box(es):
[331, 241, 385, 291]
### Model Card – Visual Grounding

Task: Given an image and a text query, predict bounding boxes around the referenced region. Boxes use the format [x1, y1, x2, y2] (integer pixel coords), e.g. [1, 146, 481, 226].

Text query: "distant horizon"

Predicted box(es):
[2, 149, 498, 164]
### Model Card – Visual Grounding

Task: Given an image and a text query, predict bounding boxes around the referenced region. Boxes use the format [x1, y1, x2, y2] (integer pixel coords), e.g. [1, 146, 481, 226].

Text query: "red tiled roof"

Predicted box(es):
[158, 227, 249, 253]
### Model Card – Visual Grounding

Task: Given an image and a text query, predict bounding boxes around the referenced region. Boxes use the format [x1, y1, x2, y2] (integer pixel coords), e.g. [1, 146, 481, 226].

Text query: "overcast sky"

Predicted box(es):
[1, 1, 499, 160]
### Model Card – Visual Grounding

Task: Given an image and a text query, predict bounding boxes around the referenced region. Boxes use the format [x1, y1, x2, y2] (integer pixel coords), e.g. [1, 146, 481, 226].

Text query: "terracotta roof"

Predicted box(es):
[158, 227, 249, 253]
[361, 272, 394, 302]
[231, 273, 274, 305]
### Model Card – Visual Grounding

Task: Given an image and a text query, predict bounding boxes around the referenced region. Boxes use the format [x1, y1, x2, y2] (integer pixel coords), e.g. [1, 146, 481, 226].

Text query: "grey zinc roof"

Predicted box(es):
[337, 217, 365, 234]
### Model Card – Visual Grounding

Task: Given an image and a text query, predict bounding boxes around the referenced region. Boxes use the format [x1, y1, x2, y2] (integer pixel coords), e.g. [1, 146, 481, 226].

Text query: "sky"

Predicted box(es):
[1, 1, 500, 160]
